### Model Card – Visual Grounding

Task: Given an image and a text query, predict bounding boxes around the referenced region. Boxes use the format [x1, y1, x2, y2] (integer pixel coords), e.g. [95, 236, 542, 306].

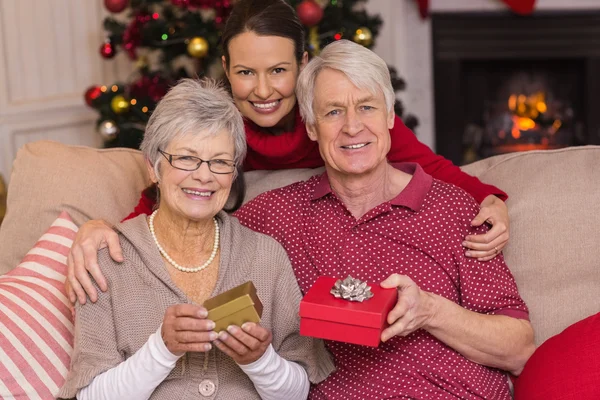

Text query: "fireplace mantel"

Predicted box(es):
[429, 0, 600, 13]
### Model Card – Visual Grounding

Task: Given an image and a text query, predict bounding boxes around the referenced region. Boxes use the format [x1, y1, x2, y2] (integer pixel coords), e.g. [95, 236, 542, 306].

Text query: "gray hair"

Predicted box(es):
[296, 39, 395, 126]
[140, 78, 246, 179]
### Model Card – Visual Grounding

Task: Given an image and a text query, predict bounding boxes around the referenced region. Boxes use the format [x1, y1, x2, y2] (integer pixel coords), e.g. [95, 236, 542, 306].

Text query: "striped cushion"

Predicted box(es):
[0, 211, 77, 399]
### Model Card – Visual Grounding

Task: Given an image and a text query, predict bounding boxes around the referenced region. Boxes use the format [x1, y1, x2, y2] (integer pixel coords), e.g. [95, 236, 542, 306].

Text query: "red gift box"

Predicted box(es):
[299, 276, 398, 347]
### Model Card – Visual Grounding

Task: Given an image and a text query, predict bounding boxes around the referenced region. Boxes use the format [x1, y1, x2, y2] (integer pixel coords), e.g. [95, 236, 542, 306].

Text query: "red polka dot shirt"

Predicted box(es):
[234, 163, 529, 399]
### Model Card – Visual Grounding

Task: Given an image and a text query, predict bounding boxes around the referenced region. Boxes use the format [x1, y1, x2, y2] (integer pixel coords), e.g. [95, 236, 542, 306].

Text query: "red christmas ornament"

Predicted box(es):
[104, 0, 129, 13]
[296, 0, 324, 27]
[100, 42, 116, 59]
[84, 86, 103, 107]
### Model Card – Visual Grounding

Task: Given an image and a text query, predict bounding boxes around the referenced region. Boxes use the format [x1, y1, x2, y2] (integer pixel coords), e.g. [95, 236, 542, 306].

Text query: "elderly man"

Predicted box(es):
[234, 40, 535, 399]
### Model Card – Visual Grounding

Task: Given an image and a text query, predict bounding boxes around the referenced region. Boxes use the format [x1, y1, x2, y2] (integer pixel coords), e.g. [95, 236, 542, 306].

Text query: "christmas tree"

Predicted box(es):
[87, 0, 418, 148]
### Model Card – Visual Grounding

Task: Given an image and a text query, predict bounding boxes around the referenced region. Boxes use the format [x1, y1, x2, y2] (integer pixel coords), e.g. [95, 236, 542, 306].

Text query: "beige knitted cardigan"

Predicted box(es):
[59, 212, 334, 399]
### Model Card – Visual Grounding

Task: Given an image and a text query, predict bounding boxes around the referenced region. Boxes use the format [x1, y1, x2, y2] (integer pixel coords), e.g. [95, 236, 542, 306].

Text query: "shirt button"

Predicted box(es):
[198, 379, 216, 397]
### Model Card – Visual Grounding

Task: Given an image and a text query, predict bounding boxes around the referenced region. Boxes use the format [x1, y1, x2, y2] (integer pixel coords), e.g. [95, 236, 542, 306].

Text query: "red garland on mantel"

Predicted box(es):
[414, 0, 536, 19]
[501, 0, 536, 14]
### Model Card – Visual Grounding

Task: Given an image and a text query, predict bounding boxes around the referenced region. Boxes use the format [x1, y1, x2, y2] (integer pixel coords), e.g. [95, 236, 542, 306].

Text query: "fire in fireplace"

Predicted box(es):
[462, 59, 585, 163]
[432, 12, 600, 165]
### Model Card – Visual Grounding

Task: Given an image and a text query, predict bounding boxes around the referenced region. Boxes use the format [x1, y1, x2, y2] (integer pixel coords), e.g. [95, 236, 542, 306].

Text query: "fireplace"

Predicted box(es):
[432, 12, 600, 164]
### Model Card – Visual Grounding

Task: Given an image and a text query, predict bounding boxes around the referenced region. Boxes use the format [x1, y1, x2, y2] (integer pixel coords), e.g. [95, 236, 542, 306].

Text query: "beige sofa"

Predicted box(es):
[1, 140, 599, 349]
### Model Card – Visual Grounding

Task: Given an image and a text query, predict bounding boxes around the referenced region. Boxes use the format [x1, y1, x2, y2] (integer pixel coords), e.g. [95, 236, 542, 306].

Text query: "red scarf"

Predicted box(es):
[243, 109, 324, 171]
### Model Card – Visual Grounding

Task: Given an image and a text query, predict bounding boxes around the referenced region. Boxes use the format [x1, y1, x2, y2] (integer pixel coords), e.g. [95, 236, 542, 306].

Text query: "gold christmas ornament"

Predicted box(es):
[110, 95, 130, 114]
[187, 37, 209, 58]
[98, 120, 119, 140]
[308, 26, 321, 56]
[353, 27, 373, 47]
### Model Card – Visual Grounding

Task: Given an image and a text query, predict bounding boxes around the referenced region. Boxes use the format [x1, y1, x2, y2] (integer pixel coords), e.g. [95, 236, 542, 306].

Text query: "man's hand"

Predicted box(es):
[162, 304, 216, 356]
[213, 322, 272, 365]
[464, 195, 509, 261]
[380, 274, 435, 342]
[66, 219, 123, 304]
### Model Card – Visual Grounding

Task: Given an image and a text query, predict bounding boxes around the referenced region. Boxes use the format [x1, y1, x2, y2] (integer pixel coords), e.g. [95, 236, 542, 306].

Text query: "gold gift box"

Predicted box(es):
[204, 281, 263, 333]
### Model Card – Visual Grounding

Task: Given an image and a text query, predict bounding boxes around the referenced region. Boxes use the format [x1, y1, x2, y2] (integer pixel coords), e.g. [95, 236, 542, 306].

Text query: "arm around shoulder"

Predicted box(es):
[386, 116, 507, 202]
[66, 219, 123, 304]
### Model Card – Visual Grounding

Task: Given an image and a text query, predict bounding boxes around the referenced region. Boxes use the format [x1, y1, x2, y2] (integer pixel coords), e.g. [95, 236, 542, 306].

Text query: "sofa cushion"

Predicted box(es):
[0, 211, 77, 398]
[244, 167, 324, 202]
[0, 141, 150, 274]
[513, 312, 600, 400]
[461, 146, 600, 345]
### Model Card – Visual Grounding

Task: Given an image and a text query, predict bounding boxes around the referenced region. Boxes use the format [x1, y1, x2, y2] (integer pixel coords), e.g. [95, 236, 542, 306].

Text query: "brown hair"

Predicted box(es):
[221, 0, 306, 69]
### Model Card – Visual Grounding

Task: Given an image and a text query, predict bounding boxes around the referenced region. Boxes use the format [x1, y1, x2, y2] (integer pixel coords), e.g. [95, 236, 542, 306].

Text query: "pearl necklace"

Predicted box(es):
[148, 210, 219, 273]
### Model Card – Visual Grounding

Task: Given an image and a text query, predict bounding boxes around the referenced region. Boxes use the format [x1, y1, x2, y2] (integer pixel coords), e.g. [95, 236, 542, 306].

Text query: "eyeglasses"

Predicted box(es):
[158, 149, 236, 174]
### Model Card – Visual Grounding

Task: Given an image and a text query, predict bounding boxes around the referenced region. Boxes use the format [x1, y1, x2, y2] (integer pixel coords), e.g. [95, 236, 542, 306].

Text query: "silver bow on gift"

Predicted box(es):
[330, 276, 374, 302]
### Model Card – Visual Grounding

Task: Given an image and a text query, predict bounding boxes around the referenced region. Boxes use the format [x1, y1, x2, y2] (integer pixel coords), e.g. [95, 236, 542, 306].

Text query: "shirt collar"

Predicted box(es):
[312, 162, 432, 212]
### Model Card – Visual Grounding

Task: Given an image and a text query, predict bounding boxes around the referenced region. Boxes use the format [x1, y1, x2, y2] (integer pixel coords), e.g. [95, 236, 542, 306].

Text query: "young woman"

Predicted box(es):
[66, 0, 510, 304]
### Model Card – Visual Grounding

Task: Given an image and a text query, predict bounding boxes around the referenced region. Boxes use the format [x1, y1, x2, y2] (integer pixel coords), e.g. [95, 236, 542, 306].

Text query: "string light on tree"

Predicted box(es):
[187, 37, 209, 58]
[353, 27, 373, 47]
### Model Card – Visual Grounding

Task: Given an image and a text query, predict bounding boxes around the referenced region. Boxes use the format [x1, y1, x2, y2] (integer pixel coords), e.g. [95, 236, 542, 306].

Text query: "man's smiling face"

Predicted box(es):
[306, 68, 395, 178]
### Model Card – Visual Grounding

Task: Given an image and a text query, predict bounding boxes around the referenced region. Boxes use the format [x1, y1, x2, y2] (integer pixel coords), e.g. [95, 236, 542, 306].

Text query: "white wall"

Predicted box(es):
[0, 0, 131, 183]
[366, 0, 436, 150]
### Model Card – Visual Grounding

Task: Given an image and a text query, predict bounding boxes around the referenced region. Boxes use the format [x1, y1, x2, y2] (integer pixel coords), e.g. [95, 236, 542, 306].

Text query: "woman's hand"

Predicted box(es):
[213, 322, 273, 365]
[162, 304, 217, 356]
[66, 219, 123, 304]
[464, 195, 510, 261]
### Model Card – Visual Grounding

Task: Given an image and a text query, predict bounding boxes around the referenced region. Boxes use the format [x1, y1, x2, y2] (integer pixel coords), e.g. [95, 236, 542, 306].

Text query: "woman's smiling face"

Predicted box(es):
[149, 130, 236, 223]
[224, 31, 306, 130]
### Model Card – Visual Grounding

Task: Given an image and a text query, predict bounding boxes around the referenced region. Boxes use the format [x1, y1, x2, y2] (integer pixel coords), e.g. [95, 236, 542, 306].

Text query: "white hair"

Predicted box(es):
[140, 78, 246, 179]
[296, 39, 395, 126]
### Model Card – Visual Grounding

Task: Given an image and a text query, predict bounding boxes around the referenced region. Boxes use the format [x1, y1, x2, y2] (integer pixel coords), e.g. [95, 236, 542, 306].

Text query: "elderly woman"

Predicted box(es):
[59, 79, 333, 400]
